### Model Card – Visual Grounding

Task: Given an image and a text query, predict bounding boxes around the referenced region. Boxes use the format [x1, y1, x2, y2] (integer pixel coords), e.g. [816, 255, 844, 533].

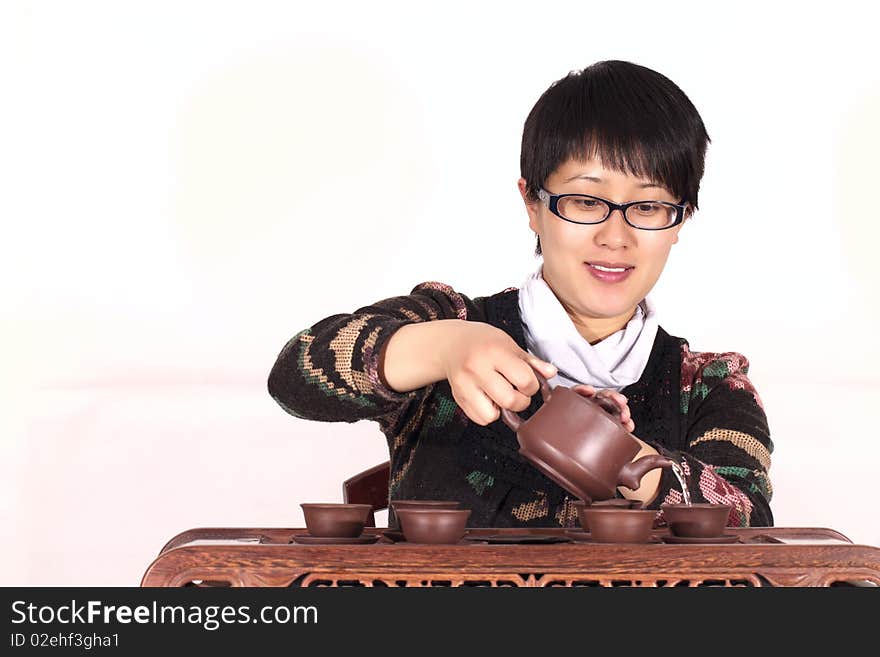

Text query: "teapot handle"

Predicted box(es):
[500, 366, 553, 433]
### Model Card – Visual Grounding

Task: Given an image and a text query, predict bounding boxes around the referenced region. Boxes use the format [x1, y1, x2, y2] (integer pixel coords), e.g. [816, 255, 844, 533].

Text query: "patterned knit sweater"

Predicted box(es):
[268, 282, 774, 528]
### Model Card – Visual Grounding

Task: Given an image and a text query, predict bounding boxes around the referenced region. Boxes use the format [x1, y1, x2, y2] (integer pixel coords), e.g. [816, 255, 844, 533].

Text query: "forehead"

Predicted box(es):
[551, 157, 661, 188]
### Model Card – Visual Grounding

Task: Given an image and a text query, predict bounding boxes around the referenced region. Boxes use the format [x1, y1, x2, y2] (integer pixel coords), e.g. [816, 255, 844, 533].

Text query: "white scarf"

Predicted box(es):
[518, 263, 658, 391]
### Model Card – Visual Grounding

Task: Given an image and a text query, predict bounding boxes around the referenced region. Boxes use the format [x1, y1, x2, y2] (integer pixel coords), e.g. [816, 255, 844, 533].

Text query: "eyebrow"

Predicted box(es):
[563, 174, 665, 189]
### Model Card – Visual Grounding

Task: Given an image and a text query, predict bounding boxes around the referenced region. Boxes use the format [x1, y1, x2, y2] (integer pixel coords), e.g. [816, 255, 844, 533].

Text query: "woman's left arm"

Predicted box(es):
[640, 350, 774, 527]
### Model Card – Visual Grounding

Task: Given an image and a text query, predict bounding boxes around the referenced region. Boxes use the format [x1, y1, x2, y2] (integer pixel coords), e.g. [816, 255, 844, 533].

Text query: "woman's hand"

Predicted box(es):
[571, 384, 635, 433]
[439, 321, 557, 426]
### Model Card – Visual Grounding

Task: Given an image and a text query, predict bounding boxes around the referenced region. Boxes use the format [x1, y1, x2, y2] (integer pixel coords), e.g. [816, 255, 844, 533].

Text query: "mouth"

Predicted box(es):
[584, 261, 635, 283]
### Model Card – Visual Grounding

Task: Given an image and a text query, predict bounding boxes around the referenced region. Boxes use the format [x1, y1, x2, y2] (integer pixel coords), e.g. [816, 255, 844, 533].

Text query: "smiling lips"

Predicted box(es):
[585, 261, 634, 283]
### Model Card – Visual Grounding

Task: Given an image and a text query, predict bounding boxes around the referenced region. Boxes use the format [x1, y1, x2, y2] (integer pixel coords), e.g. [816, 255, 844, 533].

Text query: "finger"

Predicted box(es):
[482, 369, 532, 413]
[450, 381, 501, 426]
[595, 390, 635, 431]
[523, 354, 557, 380]
[598, 389, 626, 404]
[610, 394, 631, 421]
[571, 384, 597, 398]
[499, 358, 543, 398]
[597, 389, 628, 413]
[593, 390, 628, 421]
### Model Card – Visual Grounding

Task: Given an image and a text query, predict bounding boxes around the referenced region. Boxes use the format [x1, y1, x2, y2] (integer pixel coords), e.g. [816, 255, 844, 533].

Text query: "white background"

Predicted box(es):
[2, 0, 878, 585]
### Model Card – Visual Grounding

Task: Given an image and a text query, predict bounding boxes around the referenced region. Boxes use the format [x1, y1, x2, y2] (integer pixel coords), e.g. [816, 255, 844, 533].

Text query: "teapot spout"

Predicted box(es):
[618, 454, 675, 491]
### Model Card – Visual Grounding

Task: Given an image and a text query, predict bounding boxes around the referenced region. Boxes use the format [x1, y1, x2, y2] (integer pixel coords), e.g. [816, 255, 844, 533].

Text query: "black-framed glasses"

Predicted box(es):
[538, 188, 688, 230]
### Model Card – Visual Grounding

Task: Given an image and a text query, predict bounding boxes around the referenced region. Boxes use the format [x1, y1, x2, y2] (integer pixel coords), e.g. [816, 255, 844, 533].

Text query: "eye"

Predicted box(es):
[634, 202, 663, 214]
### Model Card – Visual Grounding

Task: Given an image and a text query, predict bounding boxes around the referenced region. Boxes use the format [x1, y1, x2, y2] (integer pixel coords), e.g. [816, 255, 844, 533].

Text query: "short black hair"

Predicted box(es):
[520, 60, 711, 255]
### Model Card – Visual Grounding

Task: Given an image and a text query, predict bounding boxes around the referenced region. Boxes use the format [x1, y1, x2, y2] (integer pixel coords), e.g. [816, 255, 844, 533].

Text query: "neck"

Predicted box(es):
[539, 266, 638, 344]
[566, 307, 636, 345]
[551, 287, 637, 344]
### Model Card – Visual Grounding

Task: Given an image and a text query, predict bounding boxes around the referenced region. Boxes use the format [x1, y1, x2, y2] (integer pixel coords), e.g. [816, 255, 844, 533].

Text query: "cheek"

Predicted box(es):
[641, 242, 675, 276]
[542, 222, 590, 255]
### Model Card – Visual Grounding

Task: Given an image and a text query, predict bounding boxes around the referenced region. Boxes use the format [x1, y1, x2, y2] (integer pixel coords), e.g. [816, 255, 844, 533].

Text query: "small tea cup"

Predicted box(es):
[389, 500, 460, 529]
[573, 498, 643, 531]
[580, 508, 657, 543]
[300, 503, 372, 538]
[396, 508, 472, 544]
[661, 503, 732, 538]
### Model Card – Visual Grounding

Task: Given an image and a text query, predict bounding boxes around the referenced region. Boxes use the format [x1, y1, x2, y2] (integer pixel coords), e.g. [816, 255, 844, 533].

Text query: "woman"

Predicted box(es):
[268, 60, 773, 528]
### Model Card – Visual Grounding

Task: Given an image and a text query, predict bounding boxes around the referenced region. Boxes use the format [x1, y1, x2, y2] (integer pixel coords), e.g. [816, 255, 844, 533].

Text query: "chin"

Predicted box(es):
[580, 287, 636, 309]
[576, 299, 633, 320]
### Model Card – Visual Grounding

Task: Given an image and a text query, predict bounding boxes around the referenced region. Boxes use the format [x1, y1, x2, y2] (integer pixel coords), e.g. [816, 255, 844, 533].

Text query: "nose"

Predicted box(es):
[593, 208, 633, 248]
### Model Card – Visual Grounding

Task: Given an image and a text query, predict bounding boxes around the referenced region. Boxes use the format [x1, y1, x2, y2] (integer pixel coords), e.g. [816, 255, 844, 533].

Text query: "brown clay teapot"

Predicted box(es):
[500, 369, 673, 503]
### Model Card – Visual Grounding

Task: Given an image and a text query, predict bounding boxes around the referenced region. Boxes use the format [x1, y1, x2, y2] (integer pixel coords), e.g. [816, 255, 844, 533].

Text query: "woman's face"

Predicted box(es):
[519, 157, 689, 339]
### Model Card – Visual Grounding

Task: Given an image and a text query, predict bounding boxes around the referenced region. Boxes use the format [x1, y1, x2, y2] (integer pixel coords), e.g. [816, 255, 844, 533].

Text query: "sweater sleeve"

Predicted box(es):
[267, 281, 473, 427]
[647, 346, 774, 527]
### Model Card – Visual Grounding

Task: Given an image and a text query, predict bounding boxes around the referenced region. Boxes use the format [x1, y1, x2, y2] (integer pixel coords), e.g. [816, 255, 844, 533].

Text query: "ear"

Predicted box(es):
[518, 178, 541, 232]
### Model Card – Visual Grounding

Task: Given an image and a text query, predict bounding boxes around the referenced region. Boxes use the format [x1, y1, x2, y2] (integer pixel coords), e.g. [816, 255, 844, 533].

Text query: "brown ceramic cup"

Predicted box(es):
[389, 500, 460, 530]
[396, 508, 472, 544]
[300, 503, 373, 538]
[661, 503, 732, 538]
[580, 508, 657, 543]
[573, 499, 643, 531]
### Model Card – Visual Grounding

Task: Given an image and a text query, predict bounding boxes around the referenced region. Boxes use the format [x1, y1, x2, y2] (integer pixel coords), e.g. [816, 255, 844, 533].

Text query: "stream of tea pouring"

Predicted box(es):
[669, 461, 691, 505]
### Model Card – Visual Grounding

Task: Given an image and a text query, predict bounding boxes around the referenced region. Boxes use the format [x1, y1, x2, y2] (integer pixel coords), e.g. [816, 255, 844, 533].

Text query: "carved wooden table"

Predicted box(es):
[141, 526, 880, 588]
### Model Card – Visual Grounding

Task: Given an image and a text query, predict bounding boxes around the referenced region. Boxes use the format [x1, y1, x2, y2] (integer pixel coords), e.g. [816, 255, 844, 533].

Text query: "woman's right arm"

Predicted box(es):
[267, 281, 558, 427]
[267, 282, 468, 424]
